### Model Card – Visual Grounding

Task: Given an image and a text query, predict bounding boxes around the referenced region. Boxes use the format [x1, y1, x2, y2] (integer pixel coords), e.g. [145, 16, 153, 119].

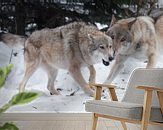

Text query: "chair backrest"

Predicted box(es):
[122, 68, 163, 107]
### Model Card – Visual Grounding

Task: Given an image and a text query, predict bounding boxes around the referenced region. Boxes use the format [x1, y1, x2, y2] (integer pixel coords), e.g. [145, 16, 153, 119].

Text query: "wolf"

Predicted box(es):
[105, 15, 163, 84]
[0, 22, 113, 96]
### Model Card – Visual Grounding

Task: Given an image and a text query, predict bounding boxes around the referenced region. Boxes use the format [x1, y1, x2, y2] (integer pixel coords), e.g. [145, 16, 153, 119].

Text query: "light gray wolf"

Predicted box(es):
[0, 22, 113, 96]
[105, 15, 163, 84]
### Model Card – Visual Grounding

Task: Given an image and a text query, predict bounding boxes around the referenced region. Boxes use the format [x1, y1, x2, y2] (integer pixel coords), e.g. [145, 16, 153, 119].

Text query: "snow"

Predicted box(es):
[95, 22, 108, 30]
[0, 41, 163, 113]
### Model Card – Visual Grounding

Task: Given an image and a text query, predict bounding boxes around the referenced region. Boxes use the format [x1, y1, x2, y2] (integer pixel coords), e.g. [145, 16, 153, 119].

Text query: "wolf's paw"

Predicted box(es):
[85, 88, 94, 97]
[49, 90, 60, 95]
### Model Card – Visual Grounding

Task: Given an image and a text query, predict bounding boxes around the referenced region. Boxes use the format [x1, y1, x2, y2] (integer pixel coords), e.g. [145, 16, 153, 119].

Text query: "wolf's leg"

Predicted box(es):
[42, 63, 59, 95]
[69, 65, 94, 96]
[146, 53, 156, 68]
[88, 65, 96, 90]
[146, 43, 157, 68]
[88, 65, 96, 83]
[105, 55, 127, 84]
[19, 60, 40, 92]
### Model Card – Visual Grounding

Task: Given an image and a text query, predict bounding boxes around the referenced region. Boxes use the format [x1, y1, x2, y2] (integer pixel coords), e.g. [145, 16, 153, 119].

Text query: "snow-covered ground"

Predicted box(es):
[0, 41, 163, 113]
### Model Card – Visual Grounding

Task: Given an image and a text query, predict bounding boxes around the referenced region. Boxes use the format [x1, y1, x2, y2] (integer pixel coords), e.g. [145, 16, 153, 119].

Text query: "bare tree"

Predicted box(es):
[15, 0, 25, 35]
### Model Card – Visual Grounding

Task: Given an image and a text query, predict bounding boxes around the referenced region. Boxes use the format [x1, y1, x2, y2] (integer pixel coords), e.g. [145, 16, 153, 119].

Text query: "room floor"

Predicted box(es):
[1, 120, 141, 130]
[0, 113, 142, 130]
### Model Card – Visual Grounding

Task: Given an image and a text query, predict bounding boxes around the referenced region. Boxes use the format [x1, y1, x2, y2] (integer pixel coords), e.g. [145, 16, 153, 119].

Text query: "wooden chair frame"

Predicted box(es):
[90, 83, 163, 130]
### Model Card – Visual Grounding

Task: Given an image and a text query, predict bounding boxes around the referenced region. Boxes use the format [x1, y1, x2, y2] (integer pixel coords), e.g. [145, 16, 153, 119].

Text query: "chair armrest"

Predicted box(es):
[137, 86, 163, 92]
[89, 83, 116, 89]
[89, 83, 118, 101]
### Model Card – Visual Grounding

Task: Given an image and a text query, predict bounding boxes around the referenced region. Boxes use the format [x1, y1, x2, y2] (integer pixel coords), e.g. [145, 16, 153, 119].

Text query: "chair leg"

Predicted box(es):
[141, 90, 152, 130]
[121, 121, 127, 130]
[92, 113, 98, 130]
[141, 123, 148, 130]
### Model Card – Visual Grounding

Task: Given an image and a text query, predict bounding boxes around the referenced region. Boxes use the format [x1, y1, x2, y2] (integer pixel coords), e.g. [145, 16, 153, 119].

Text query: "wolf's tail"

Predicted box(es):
[0, 32, 27, 48]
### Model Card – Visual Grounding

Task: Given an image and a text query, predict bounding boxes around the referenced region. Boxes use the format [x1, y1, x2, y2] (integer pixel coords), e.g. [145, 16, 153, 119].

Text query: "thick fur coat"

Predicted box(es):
[0, 22, 113, 96]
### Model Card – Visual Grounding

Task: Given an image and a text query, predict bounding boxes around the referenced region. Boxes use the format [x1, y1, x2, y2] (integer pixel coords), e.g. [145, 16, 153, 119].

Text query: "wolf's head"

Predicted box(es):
[88, 33, 114, 66]
[106, 15, 137, 55]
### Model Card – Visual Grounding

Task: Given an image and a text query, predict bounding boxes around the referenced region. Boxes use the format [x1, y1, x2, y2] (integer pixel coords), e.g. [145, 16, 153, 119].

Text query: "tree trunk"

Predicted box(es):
[15, 0, 25, 35]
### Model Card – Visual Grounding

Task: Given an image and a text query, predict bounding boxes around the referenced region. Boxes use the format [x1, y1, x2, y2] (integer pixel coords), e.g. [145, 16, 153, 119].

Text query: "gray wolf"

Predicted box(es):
[0, 22, 113, 96]
[105, 15, 163, 84]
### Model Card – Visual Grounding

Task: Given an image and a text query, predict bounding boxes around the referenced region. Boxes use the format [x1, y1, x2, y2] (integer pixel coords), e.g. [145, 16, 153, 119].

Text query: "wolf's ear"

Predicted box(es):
[110, 15, 117, 27]
[128, 18, 137, 30]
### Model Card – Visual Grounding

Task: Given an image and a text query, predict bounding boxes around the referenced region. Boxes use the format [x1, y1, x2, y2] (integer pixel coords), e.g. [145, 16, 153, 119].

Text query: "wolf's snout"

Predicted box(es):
[109, 56, 114, 62]
[102, 59, 110, 66]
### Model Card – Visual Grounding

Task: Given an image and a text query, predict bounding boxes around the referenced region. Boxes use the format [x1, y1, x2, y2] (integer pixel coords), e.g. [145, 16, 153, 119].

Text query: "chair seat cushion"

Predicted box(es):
[85, 100, 163, 122]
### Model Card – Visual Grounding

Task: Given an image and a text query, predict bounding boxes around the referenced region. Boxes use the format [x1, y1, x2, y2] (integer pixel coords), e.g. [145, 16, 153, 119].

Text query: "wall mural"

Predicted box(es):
[0, 0, 163, 113]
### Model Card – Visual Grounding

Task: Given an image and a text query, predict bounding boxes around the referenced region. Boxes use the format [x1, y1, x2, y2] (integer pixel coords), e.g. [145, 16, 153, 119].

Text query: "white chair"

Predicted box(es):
[85, 68, 163, 130]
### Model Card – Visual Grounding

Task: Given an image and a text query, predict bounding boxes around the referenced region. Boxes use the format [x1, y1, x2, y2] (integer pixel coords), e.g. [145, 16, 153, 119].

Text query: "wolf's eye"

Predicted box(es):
[121, 37, 126, 42]
[99, 45, 105, 49]
[109, 45, 112, 49]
